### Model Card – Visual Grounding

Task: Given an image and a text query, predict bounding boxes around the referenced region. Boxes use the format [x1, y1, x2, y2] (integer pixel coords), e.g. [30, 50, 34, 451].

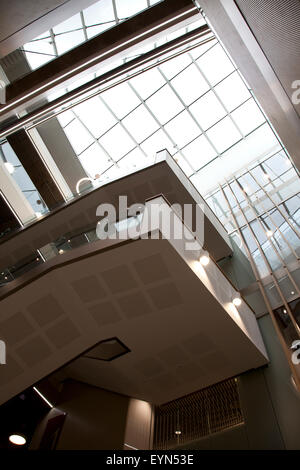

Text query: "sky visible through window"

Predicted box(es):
[55, 36, 279, 196]
[22, 0, 163, 70]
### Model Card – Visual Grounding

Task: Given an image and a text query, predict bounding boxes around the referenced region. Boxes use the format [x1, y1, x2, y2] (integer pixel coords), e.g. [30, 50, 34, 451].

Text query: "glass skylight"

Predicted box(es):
[21, 0, 165, 72]
[51, 31, 285, 196]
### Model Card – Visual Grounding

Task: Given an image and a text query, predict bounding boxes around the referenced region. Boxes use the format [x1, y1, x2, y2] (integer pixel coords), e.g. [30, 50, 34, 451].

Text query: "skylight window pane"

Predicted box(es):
[84, 0, 115, 26]
[140, 129, 174, 158]
[196, 44, 235, 85]
[64, 120, 94, 154]
[122, 105, 159, 142]
[79, 143, 112, 178]
[118, 148, 149, 171]
[57, 110, 74, 128]
[238, 173, 260, 195]
[214, 71, 251, 111]
[129, 69, 165, 99]
[55, 30, 85, 55]
[74, 97, 117, 137]
[182, 134, 217, 170]
[206, 116, 241, 153]
[164, 111, 200, 148]
[24, 37, 55, 69]
[99, 124, 135, 159]
[264, 152, 291, 176]
[171, 64, 209, 105]
[100, 163, 121, 180]
[146, 86, 184, 124]
[189, 91, 226, 130]
[102, 83, 140, 119]
[222, 124, 279, 168]
[87, 24, 113, 39]
[115, 0, 147, 19]
[53, 13, 83, 34]
[158, 54, 192, 80]
[231, 100, 265, 135]
[188, 39, 218, 60]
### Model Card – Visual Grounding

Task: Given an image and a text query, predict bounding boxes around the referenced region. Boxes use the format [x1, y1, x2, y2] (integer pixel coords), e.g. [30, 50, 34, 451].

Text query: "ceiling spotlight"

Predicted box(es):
[232, 294, 242, 307]
[199, 252, 210, 266]
[175, 430, 182, 435]
[266, 230, 273, 238]
[9, 434, 26, 446]
[58, 249, 64, 254]
[291, 291, 295, 295]
[283, 309, 287, 314]
[4, 162, 15, 174]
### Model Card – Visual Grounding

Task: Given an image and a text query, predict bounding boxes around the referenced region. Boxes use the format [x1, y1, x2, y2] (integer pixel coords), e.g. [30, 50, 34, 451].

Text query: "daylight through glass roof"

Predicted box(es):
[52, 33, 281, 196]
[22, 0, 163, 71]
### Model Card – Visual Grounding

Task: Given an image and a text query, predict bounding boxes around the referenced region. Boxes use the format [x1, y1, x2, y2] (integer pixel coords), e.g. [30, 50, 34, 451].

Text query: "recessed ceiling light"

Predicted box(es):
[266, 230, 273, 237]
[291, 291, 295, 295]
[199, 252, 210, 266]
[9, 434, 26, 446]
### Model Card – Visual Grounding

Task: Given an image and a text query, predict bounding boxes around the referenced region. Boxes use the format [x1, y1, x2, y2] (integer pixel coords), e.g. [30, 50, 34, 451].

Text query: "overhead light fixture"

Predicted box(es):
[232, 294, 242, 307]
[291, 291, 295, 295]
[4, 162, 15, 174]
[199, 251, 210, 266]
[58, 249, 64, 254]
[266, 230, 273, 237]
[175, 430, 182, 435]
[9, 434, 26, 446]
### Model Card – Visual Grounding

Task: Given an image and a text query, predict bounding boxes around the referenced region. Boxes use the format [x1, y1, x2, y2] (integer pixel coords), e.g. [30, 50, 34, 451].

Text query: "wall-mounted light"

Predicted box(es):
[232, 293, 242, 307]
[9, 434, 26, 446]
[199, 251, 210, 266]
